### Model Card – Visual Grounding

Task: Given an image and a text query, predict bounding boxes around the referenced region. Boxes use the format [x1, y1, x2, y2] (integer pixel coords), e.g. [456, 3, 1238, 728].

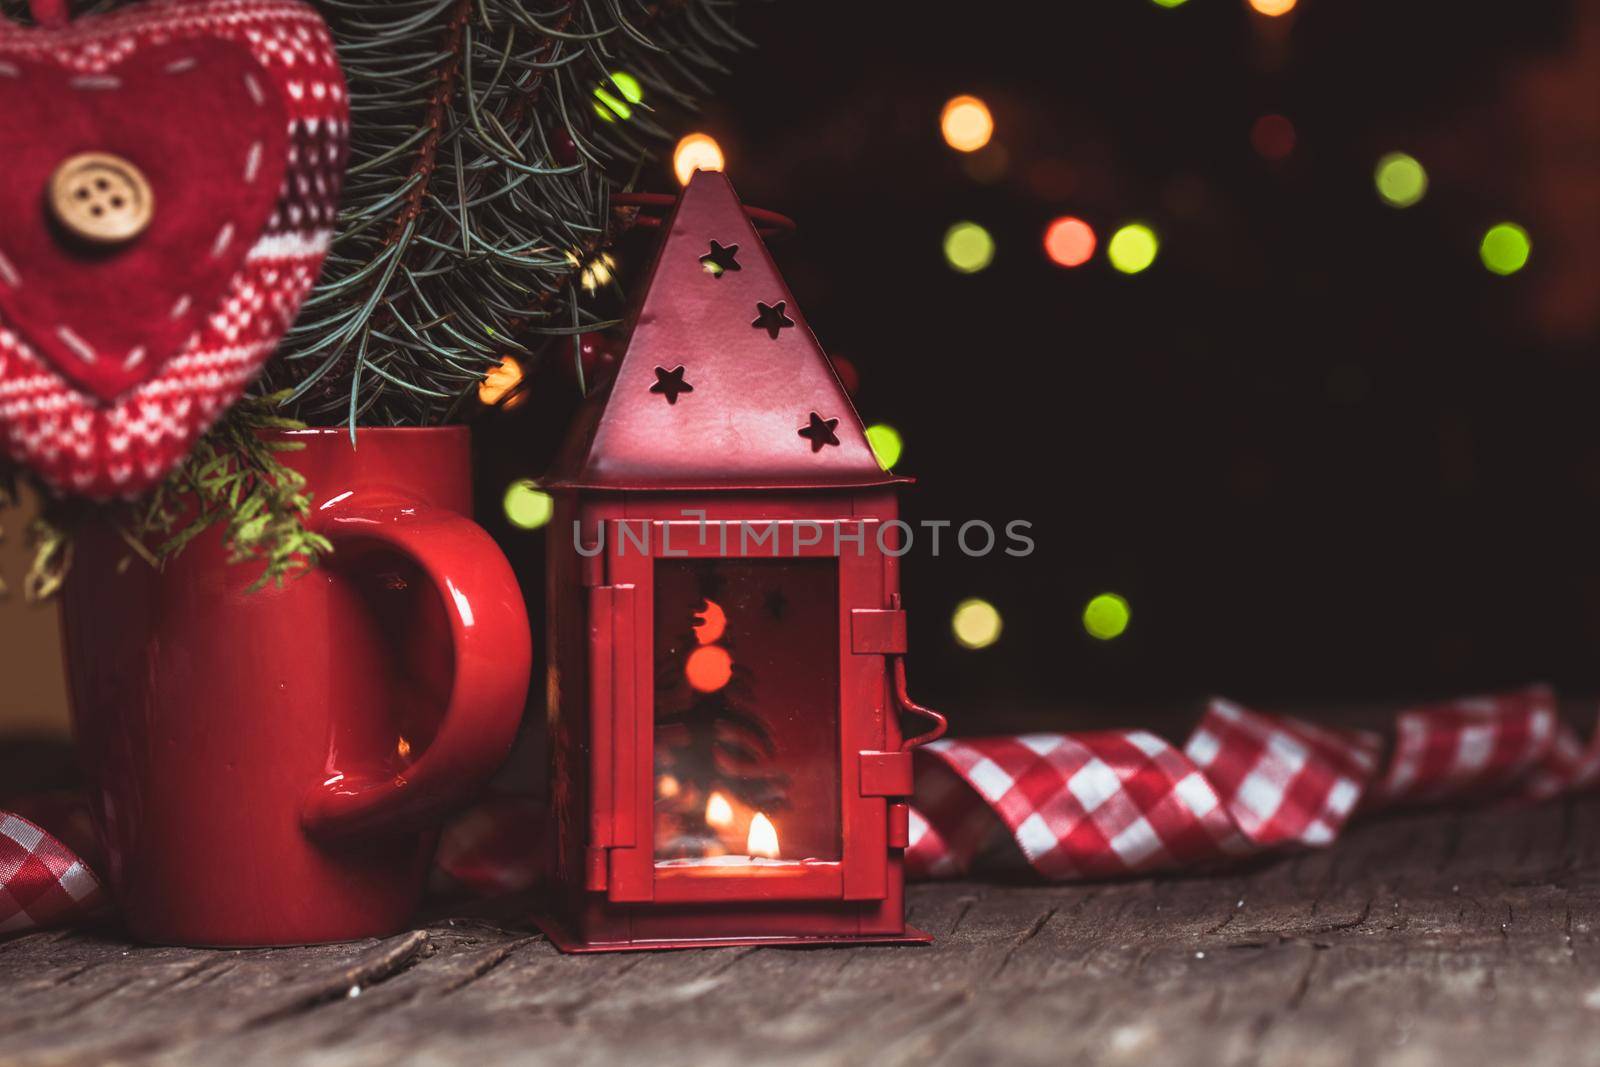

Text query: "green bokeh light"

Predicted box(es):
[1374, 152, 1428, 208]
[864, 423, 903, 470]
[1107, 223, 1159, 274]
[503, 479, 554, 530]
[609, 71, 643, 104]
[593, 72, 641, 123]
[1083, 593, 1131, 640]
[1151, 0, 1189, 7]
[952, 598, 1003, 650]
[1480, 222, 1531, 276]
[943, 221, 995, 274]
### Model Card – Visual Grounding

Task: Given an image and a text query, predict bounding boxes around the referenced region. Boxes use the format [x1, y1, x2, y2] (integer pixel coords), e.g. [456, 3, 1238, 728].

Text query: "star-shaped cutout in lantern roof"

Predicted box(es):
[700, 240, 740, 278]
[752, 300, 794, 339]
[798, 411, 841, 452]
[649, 365, 694, 404]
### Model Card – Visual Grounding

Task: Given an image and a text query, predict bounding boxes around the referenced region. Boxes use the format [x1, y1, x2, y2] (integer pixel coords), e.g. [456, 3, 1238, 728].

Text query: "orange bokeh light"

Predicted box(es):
[940, 95, 994, 153]
[1043, 217, 1096, 268]
[692, 599, 727, 644]
[673, 133, 724, 186]
[685, 645, 733, 692]
[478, 355, 523, 406]
[1247, 0, 1296, 15]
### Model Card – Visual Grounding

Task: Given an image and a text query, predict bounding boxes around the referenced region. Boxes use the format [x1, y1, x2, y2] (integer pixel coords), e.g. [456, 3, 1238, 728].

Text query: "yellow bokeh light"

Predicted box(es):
[864, 423, 903, 470]
[503, 479, 553, 530]
[1247, 0, 1296, 15]
[1107, 223, 1159, 274]
[1374, 152, 1428, 208]
[1480, 222, 1532, 276]
[1083, 593, 1131, 640]
[940, 95, 994, 153]
[944, 221, 995, 274]
[952, 597, 1003, 650]
[673, 133, 724, 186]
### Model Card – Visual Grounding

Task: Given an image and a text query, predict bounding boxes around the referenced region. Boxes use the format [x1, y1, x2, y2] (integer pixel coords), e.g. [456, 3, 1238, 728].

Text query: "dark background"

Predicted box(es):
[482, 0, 1600, 731]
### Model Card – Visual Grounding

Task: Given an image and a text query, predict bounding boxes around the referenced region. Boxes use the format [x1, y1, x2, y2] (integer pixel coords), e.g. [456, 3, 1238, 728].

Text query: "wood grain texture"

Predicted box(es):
[5, 798, 1600, 1066]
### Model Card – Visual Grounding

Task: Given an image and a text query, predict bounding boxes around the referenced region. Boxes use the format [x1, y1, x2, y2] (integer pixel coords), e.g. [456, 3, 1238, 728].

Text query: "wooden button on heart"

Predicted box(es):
[48, 152, 154, 246]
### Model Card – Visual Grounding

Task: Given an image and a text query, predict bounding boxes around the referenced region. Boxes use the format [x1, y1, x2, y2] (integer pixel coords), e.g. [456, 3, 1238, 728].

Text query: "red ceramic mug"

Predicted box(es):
[60, 427, 530, 946]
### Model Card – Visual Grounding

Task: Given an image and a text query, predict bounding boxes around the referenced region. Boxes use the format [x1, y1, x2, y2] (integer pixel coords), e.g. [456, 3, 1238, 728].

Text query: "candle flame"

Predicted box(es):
[705, 791, 734, 829]
[747, 812, 779, 859]
[396, 736, 411, 760]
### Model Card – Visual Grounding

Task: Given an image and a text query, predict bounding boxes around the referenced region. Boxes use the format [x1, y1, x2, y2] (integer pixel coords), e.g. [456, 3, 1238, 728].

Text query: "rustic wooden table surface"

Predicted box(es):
[5, 794, 1600, 1067]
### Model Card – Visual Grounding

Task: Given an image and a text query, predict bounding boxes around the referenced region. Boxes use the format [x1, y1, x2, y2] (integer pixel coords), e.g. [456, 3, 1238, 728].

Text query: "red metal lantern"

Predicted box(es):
[538, 171, 946, 952]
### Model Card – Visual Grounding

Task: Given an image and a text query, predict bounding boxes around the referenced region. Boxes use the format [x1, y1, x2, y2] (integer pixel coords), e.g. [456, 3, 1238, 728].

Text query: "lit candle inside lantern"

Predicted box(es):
[705, 791, 734, 829]
[747, 812, 779, 859]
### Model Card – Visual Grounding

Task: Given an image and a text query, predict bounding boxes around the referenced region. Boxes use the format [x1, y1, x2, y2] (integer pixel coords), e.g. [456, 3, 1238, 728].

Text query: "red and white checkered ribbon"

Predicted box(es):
[905, 686, 1600, 880]
[7, 685, 1600, 935]
[0, 811, 105, 936]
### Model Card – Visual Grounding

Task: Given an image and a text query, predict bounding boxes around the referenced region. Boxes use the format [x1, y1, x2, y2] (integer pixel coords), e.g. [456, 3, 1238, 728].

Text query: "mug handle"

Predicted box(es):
[299, 492, 531, 839]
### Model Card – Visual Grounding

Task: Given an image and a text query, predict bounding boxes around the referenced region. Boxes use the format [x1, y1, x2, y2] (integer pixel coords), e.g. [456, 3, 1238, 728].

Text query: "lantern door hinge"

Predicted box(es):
[887, 802, 911, 848]
[584, 846, 609, 892]
[851, 608, 907, 655]
[859, 750, 913, 797]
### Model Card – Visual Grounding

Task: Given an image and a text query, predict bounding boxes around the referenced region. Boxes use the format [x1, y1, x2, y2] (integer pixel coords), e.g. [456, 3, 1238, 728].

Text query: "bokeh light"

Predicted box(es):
[1151, 0, 1189, 7]
[864, 423, 903, 470]
[1480, 222, 1531, 275]
[940, 95, 994, 153]
[944, 221, 995, 274]
[502, 479, 553, 530]
[478, 355, 524, 407]
[593, 71, 642, 122]
[1247, 0, 1296, 15]
[1374, 152, 1428, 208]
[1107, 223, 1159, 274]
[1250, 114, 1296, 161]
[685, 645, 734, 692]
[1083, 593, 1131, 640]
[673, 133, 724, 186]
[1043, 216, 1096, 267]
[952, 598, 1003, 650]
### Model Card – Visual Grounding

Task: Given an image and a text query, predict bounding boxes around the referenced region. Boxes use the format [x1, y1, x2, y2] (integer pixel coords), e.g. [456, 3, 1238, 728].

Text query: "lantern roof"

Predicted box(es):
[544, 170, 903, 491]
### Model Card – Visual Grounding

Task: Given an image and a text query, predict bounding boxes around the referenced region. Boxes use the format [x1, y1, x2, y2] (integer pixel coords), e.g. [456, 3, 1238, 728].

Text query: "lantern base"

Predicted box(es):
[533, 914, 932, 954]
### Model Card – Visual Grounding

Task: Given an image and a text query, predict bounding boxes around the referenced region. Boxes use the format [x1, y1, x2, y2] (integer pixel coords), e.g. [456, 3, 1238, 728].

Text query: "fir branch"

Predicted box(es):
[130, 392, 333, 593]
[262, 0, 743, 429]
[0, 0, 749, 594]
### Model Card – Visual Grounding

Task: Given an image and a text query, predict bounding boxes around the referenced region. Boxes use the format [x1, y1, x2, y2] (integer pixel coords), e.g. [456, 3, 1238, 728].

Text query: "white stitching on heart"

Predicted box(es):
[124, 346, 146, 370]
[169, 295, 192, 320]
[69, 75, 120, 90]
[243, 73, 264, 106]
[210, 223, 236, 258]
[163, 57, 197, 74]
[55, 326, 98, 365]
[0, 249, 19, 289]
[244, 141, 263, 183]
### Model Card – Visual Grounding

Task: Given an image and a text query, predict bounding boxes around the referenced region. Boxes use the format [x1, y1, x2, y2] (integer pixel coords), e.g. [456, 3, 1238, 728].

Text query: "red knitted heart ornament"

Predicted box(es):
[0, 0, 347, 498]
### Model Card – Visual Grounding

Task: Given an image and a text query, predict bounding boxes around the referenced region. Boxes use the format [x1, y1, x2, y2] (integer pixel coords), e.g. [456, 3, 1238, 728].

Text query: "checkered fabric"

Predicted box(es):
[905, 687, 1594, 880]
[0, 812, 105, 936]
[7, 686, 1600, 935]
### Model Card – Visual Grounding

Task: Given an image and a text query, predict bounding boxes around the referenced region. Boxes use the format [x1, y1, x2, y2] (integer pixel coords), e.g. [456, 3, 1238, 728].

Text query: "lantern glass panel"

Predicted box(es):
[652, 558, 841, 865]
